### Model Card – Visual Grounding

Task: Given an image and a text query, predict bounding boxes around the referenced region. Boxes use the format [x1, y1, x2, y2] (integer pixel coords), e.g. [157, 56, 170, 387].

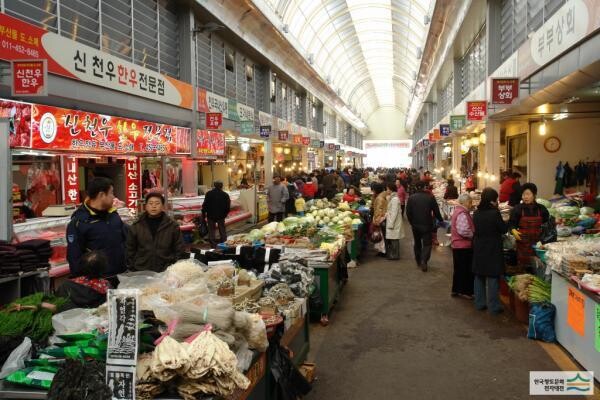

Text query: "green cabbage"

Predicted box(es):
[536, 198, 551, 209]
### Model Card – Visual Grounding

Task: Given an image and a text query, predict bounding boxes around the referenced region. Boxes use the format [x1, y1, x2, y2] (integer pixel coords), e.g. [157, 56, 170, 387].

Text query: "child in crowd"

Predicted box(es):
[295, 193, 306, 216]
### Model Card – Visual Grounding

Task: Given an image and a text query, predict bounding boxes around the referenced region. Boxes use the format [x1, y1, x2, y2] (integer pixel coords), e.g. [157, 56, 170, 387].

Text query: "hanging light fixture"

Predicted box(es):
[240, 142, 250, 152]
[471, 136, 480, 146]
[479, 133, 487, 144]
[539, 118, 547, 136]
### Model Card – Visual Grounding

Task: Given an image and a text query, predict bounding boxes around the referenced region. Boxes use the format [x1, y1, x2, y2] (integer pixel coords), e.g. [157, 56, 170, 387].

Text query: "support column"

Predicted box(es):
[182, 158, 198, 194]
[484, 122, 502, 189]
[264, 139, 273, 183]
[452, 136, 462, 175]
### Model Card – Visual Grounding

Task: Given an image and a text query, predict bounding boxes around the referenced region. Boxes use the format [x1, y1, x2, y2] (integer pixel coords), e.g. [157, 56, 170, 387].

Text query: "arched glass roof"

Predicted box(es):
[256, 0, 434, 122]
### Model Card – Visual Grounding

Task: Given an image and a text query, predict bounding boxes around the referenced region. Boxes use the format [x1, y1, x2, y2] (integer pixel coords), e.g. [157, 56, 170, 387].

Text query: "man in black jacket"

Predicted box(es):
[406, 181, 443, 272]
[66, 177, 127, 280]
[202, 181, 231, 246]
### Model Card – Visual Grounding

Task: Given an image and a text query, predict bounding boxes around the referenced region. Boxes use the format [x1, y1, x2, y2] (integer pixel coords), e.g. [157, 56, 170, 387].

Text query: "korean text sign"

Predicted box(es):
[12, 60, 47, 96]
[61, 156, 79, 204]
[292, 135, 303, 145]
[491, 78, 519, 105]
[206, 112, 222, 130]
[30, 104, 191, 155]
[125, 158, 141, 216]
[301, 137, 311, 146]
[467, 101, 487, 121]
[278, 131, 289, 141]
[197, 130, 225, 157]
[0, 12, 192, 108]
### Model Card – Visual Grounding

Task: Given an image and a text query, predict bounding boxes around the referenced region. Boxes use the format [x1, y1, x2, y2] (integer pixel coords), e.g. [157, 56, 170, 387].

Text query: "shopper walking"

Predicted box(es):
[334, 170, 345, 193]
[384, 182, 404, 260]
[266, 176, 289, 222]
[372, 183, 388, 257]
[450, 194, 475, 298]
[66, 177, 127, 280]
[406, 181, 443, 271]
[127, 193, 185, 272]
[202, 180, 231, 247]
[472, 188, 507, 313]
[395, 179, 407, 217]
[509, 182, 549, 269]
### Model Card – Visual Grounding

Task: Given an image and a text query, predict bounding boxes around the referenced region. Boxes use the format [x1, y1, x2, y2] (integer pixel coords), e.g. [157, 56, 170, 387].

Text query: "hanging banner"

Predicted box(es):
[258, 111, 273, 127]
[30, 104, 191, 155]
[259, 125, 271, 138]
[327, 143, 335, 151]
[311, 139, 321, 148]
[206, 113, 222, 130]
[239, 121, 254, 135]
[237, 103, 254, 122]
[278, 131, 289, 141]
[301, 136, 311, 146]
[491, 78, 519, 105]
[335, 144, 341, 150]
[450, 115, 466, 131]
[197, 130, 225, 157]
[466, 101, 487, 121]
[440, 124, 451, 136]
[1, 99, 32, 148]
[11, 59, 47, 96]
[320, 140, 325, 148]
[125, 158, 141, 216]
[107, 289, 140, 366]
[0, 13, 192, 108]
[227, 99, 239, 122]
[61, 155, 79, 204]
[292, 135, 303, 145]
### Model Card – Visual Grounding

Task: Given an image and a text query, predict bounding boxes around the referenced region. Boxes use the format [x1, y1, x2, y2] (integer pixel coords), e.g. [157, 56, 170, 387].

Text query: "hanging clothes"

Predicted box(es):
[563, 162, 576, 188]
[554, 162, 564, 195]
[575, 161, 588, 187]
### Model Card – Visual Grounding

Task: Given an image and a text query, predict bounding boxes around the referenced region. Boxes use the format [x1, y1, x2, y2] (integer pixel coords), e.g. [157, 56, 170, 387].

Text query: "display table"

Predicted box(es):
[551, 271, 600, 375]
[310, 253, 345, 320]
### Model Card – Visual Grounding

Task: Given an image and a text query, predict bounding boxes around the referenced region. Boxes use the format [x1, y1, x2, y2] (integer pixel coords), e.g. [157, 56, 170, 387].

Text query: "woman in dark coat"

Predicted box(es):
[472, 188, 508, 314]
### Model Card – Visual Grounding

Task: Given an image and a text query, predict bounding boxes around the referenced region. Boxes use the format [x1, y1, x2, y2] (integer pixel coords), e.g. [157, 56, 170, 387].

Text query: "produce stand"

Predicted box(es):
[551, 271, 600, 375]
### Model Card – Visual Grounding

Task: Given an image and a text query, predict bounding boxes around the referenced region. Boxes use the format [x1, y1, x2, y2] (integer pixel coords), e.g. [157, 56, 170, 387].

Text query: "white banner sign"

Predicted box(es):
[237, 103, 254, 121]
[206, 91, 229, 117]
[258, 111, 273, 127]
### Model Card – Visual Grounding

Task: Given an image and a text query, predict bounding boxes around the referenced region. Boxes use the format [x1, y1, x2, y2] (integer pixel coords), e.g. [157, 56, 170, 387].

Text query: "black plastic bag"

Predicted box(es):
[540, 216, 558, 244]
[308, 288, 323, 313]
[197, 215, 209, 238]
[269, 334, 312, 400]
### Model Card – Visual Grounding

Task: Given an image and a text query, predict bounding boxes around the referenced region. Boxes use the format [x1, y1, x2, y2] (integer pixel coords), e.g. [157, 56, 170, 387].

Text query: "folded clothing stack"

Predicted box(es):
[0, 244, 20, 274]
[16, 239, 52, 270]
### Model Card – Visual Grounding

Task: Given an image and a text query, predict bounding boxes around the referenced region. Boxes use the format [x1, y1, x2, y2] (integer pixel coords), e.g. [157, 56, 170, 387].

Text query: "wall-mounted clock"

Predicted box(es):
[544, 136, 561, 153]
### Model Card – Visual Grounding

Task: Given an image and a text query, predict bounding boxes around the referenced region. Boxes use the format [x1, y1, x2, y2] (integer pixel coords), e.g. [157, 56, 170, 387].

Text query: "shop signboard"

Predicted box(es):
[440, 124, 451, 136]
[30, 104, 191, 155]
[335, 144, 341, 150]
[239, 121, 254, 135]
[237, 103, 254, 122]
[567, 287, 585, 336]
[301, 136, 311, 146]
[311, 139, 321, 148]
[278, 130, 289, 141]
[450, 115, 466, 131]
[0, 13, 193, 108]
[277, 118, 288, 131]
[106, 365, 136, 400]
[61, 155, 79, 204]
[327, 143, 335, 151]
[227, 99, 239, 121]
[466, 101, 487, 121]
[1, 98, 32, 148]
[292, 134, 303, 145]
[319, 140, 325, 148]
[125, 158, 141, 216]
[107, 289, 139, 366]
[206, 113, 222, 130]
[259, 125, 271, 138]
[491, 78, 519, 105]
[258, 111, 273, 127]
[197, 130, 225, 157]
[11, 59, 47, 96]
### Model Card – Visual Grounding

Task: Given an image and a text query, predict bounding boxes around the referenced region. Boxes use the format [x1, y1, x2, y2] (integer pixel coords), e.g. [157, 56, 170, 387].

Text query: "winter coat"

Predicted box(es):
[267, 183, 289, 213]
[397, 185, 407, 204]
[472, 208, 508, 276]
[373, 192, 388, 224]
[451, 205, 474, 249]
[202, 188, 231, 220]
[335, 175, 345, 192]
[302, 181, 317, 199]
[499, 178, 516, 203]
[444, 185, 459, 200]
[127, 213, 186, 272]
[385, 192, 405, 240]
[508, 202, 550, 231]
[406, 191, 443, 231]
[66, 203, 128, 277]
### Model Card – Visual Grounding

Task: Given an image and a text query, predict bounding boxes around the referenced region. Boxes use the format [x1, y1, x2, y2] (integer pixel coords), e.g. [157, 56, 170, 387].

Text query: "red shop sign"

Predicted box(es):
[292, 135, 303, 145]
[206, 112, 222, 130]
[491, 78, 519, 105]
[327, 143, 336, 151]
[467, 101, 487, 121]
[301, 136, 311, 146]
[12, 60, 47, 96]
[125, 158, 141, 216]
[61, 155, 79, 204]
[30, 104, 191, 155]
[278, 130, 289, 141]
[197, 129, 225, 157]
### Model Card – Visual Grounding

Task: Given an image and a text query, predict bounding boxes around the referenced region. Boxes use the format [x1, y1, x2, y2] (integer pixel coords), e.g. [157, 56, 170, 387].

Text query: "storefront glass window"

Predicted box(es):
[508, 134, 528, 179]
[12, 156, 61, 218]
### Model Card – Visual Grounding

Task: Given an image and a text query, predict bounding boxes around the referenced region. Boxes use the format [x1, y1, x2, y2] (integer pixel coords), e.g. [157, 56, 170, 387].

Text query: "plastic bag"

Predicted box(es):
[0, 337, 32, 379]
[52, 308, 104, 336]
[117, 271, 161, 289]
[235, 340, 253, 372]
[528, 303, 556, 343]
[269, 335, 312, 400]
[540, 216, 557, 244]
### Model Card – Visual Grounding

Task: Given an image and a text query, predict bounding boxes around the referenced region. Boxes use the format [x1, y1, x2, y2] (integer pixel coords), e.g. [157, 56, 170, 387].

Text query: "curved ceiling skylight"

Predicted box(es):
[254, 0, 434, 122]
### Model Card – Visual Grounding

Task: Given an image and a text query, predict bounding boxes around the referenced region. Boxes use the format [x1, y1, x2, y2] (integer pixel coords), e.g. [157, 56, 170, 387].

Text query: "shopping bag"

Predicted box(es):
[369, 225, 383, 243]
[197, 215, 209, 238]
[528, 303, 556, 342]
